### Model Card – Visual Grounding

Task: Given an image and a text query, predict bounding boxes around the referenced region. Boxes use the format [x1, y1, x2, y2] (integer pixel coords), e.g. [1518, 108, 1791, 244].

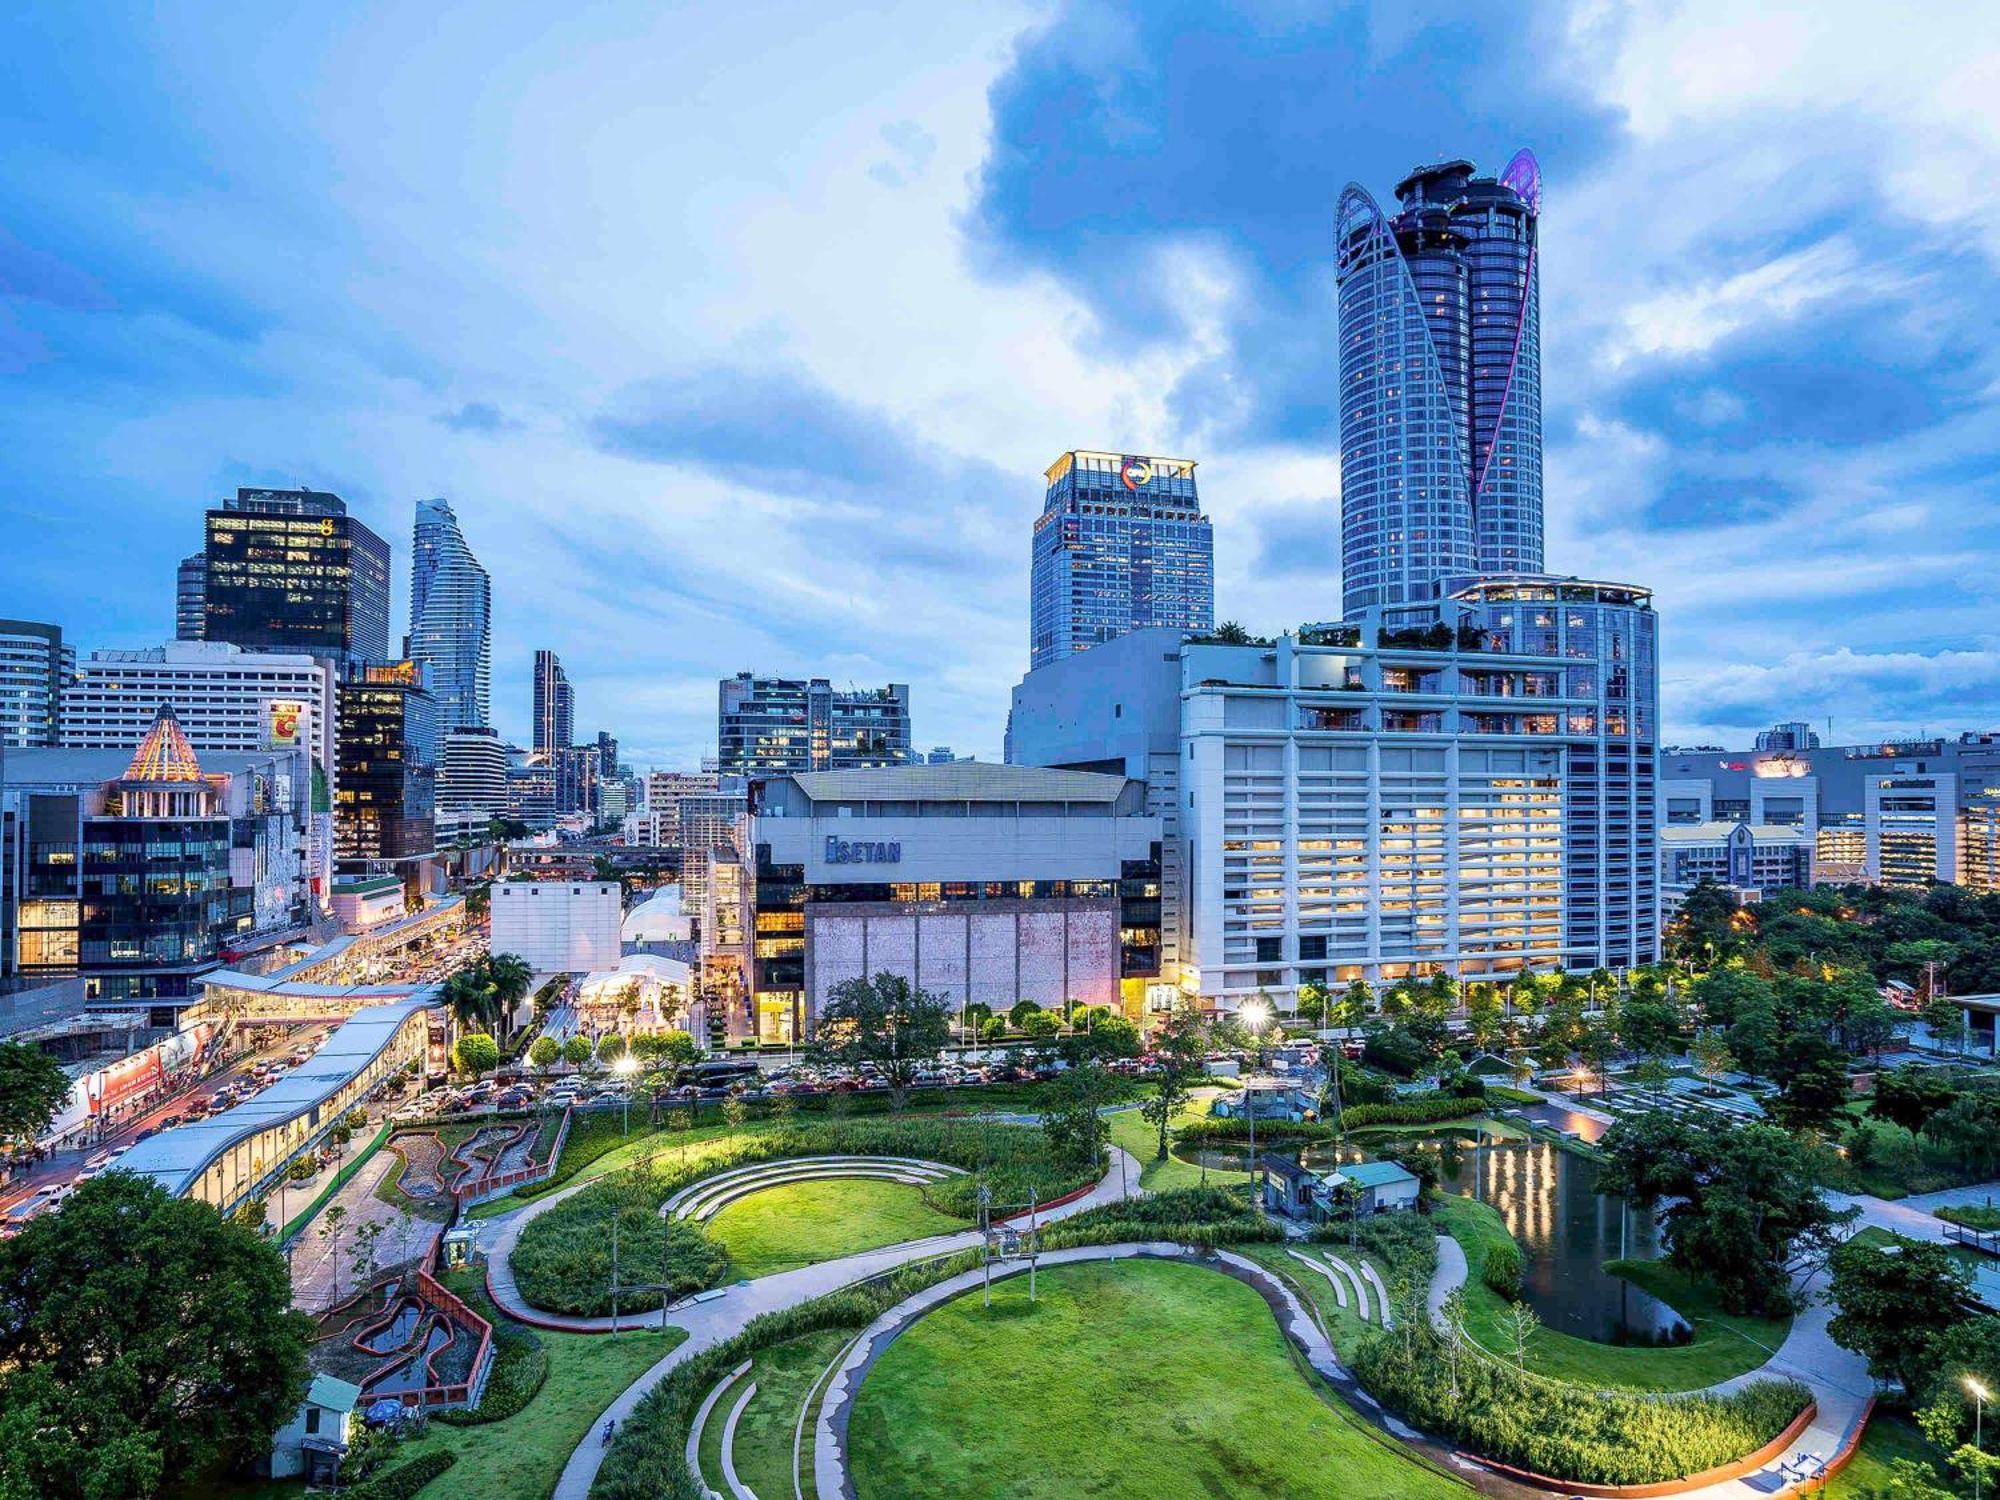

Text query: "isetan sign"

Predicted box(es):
[825, 836, 901, 865]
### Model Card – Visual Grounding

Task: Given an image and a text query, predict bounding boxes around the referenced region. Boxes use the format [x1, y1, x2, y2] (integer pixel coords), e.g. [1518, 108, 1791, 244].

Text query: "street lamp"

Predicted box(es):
[614, 1054, 640, 1135]
[1970, 1377, 1991, 1500]
[1240, 999, 1270, 1206]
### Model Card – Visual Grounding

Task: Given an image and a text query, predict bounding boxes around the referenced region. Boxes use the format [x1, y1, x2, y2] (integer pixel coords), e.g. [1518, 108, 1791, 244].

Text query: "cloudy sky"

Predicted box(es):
[5, 1, 1998, 767]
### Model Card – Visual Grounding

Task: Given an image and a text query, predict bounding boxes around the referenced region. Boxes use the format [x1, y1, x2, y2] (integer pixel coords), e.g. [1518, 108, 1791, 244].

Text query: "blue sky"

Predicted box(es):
[4, 1, 1998, 767]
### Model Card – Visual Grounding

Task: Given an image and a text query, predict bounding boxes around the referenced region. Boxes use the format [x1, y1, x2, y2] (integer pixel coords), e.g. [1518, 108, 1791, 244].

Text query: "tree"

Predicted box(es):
[1501, 1300, 1541, 1370]
[1008, 999, 1043, 1030]
[1597, 1113, 1853, 1314]
[1042, 1063, 1116, 1170]
[562, 1034, 594, 1069]
[1872, 1066, 1957, 1135]
[1068, 1013, 1141, 1064]
[597, 1033, 628, 1066]
[1827, 1233, 1972, 1398]
[1770, 1032, 1851, 1131]
[0, 1176, 311, 1500]
[1210, 620, 1252, 644]
[808, 972, 951, 1109]
[1141, 1004, 1209, 1159]
[1691, 1029, 1735, 1088]
[529, 1035, 561, 1075]
[486, 952, 533, 1039]
[0, 1041, 72, 1149]
[1020, 1010, 1061, 1040]
[452, 1032, 500, 1076]
[1689, 967, 1776, 1030]
[317, 1204, 349, 1300]
[1923, 1093, 2000, 1177]
[442, 965, 499, 1039]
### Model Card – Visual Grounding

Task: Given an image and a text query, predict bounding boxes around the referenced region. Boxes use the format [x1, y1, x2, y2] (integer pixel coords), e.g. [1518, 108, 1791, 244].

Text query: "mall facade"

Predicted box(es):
[703, 763, 1163, 1046]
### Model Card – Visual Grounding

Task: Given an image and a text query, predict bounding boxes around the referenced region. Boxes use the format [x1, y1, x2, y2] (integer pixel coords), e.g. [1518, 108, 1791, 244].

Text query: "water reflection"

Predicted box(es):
[1308, 1135, 1683, 1344]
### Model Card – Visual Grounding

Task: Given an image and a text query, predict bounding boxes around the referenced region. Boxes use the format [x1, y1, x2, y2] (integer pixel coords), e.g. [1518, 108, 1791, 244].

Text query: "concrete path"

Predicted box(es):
[1286, 1247, 1348, 1309]
[1320, 1250, 1373, 1322]
[1427, 1233, 1468, 1330]
[544, 1148, 1139, 1500]
[287, 1147, 436, 1312]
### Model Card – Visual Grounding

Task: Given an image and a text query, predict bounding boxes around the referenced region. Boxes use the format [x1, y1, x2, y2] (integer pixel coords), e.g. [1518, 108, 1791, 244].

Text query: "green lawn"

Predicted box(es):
[1429, 1195, 1790, 1391]
[705, 1178, 967, 1279]
[698, 1326, 849, 1500]
[1825, 1411, 1949, 1497]
[1106, 1089, 1251, 1192]
[845, 1258, 1469, 1500]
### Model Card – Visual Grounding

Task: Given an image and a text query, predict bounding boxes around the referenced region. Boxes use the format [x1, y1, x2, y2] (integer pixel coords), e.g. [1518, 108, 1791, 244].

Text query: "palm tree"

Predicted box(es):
[487, 952, 533, 1041]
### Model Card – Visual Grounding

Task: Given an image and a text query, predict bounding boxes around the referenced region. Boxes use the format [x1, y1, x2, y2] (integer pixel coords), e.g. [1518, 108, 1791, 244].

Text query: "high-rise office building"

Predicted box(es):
[436, 725, 508, 841]
[1335, 151, 1544, 615]
[175, 553, 207, 641]
[532, 650, 573, 753]
[1030, 450, 1214, 669]
[334, 661, 437, 868]
[202, 488, 391, 662]
[0, 620, 73, 748]
[716, 674, 910, 774]
[407, 499, 492, 735]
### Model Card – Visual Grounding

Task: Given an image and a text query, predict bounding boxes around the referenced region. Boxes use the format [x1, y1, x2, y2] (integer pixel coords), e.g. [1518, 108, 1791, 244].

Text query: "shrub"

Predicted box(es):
[1482, 1239, 1523, 1301]
[1351, 1324, 1809, 1486]
[1341, 1095, 1490, 1128]
[344, 1451, 457, 1500]
[1041, 1186, 1282, 1252]
[1176, 1118, 1341, 1147]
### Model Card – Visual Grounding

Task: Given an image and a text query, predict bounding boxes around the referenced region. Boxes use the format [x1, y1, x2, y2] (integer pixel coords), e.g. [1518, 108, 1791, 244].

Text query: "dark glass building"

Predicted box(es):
[335, 661, 437, 868]
[1335, 152, 1544, 614]
[1030, 450, 1214, 670]
[532, 649, 573, 753]
[202, 488, 391, 662]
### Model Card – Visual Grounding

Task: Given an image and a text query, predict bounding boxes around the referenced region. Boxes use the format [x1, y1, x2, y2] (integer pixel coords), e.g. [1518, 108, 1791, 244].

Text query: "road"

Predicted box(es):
[0, 1022, 334, 1220]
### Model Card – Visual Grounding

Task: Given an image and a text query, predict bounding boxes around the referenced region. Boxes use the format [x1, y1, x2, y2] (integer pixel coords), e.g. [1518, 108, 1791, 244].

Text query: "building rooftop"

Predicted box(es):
[113, 997, 436, 1197]
[307, 1373, 363, 1415]
[1660, 822, 1814, 843]
[1, 746, 292, 789]
[1332, 1160, 1421, 1189]
[783, 763, 1133, 804]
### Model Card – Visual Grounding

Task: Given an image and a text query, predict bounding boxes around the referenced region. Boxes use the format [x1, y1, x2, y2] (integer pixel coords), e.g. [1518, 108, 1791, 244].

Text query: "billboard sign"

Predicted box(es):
[264, 699, 305, 749]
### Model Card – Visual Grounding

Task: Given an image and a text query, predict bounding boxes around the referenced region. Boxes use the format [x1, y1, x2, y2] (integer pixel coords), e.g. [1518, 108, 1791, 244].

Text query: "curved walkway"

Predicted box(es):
[544, 1148, 1138, 1499]
[1419, 1214, 1872, 1499]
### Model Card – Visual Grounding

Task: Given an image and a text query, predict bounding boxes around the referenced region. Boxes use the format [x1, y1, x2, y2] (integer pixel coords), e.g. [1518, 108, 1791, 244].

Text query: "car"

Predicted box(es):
[130, 1126, 160, 1145]
[209, 1090, 235, 1111]
[291, 1048, 314, 1066]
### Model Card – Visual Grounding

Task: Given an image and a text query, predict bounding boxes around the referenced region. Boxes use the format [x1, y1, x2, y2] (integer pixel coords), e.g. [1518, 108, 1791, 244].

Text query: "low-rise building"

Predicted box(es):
[1658, 820, 1814, 921]
[270, 1374, 361, 1484]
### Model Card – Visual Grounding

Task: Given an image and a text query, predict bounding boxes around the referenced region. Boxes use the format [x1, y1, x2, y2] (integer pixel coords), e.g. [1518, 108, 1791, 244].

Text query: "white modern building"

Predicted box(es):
[0, 619, 72, 748]
[490, 880, 622, 973]
[1010, 581, 1659, 1016]
[436, 725, 507, 842]
[1869, 772, 1958, 887]
[716, 763, 1161, 1045]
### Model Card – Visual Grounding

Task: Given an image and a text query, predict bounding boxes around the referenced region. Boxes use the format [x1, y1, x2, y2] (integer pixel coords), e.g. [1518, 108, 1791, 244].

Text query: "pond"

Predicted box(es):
[1308, 1133, 1685, 1345]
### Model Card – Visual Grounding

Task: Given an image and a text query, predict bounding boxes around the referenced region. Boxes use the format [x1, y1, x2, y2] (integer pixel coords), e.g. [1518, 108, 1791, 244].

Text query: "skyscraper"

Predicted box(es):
[335, 660, 437, 867]
[202, 488, 391, 662]
[1334, 151, 1544, 615]
[1030, 450, 1214, 669]
[407, 498, 492, 735]
[175, 552, 207, 641]
[0, 620, 72, 748]
[532, 650, 573, 752]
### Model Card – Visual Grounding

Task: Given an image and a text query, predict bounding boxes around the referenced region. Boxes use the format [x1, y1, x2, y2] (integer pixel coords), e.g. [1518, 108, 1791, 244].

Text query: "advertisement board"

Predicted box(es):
[264, 698, 306, 749]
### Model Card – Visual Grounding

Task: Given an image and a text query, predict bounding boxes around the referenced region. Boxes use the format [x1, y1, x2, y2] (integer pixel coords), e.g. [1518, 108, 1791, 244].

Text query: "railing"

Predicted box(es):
[452, 1107, 573, 1208]
[383, 1267, 494, 1410]
[1946, 1223, 2000, 1257]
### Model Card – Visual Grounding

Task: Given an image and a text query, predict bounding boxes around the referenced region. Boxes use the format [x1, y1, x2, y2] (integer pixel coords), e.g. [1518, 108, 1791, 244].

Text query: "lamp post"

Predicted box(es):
[614, 1054, 640, 1135]
[1970, 1377, 1991, 1500]
[1241, 999, 1270, 1205]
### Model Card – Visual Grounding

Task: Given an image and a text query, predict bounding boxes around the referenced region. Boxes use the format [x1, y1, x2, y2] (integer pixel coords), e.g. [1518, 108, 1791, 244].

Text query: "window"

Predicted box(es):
[1299, 935, 1328, 962]
[1255, 936, 1282, 964]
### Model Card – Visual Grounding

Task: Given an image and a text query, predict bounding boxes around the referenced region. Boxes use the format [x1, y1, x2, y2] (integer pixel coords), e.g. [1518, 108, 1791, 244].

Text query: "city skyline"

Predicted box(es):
[2, 4, 1996, 768]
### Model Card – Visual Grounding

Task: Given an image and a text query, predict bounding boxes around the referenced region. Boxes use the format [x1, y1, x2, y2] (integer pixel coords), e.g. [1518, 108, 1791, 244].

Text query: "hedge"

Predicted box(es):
[1176, 1117, 1342, 1146]
[513, 1116, 1090, 1317]
[1340, 1095, 1490, 1128]
[344, 1452, 457, 1500]
[432, 1304, 547, 1425]
[1351, 1326, 1809, 1486]
[1040, 1186, 1284, 1252]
